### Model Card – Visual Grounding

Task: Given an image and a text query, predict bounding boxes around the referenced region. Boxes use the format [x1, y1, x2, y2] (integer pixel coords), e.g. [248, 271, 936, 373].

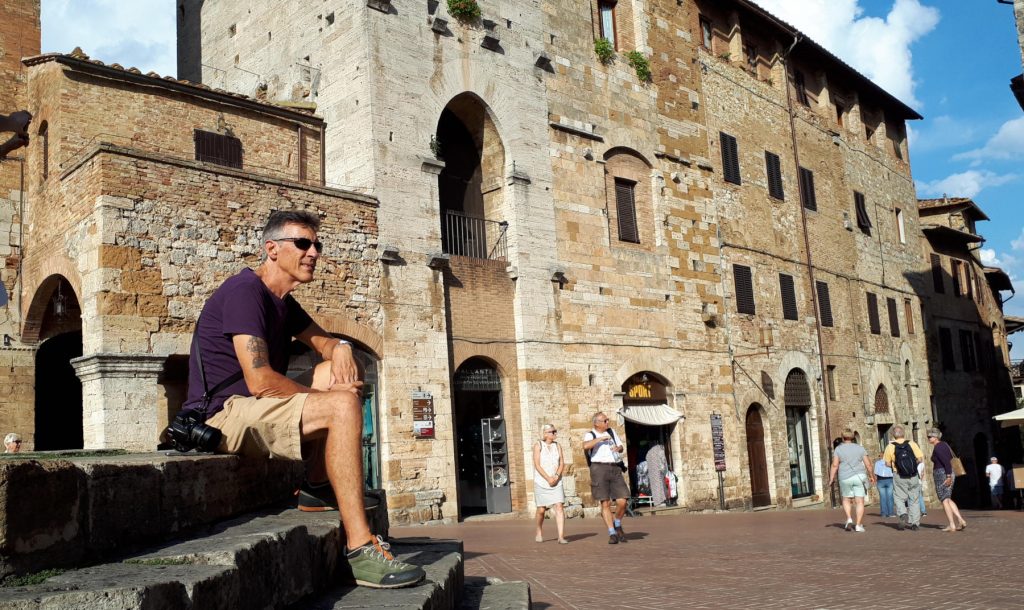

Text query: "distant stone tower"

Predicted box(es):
[0, 0, 40, 448]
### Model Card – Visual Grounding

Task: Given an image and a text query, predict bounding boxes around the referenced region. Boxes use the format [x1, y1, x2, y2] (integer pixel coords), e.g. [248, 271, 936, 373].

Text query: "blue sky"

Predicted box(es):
[39, 1, 1024, 356]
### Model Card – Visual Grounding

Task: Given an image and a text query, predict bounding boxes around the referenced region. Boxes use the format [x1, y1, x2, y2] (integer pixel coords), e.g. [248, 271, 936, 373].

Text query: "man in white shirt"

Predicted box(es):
[582, 412, 630, 544]
[985, 457, 1004, 509]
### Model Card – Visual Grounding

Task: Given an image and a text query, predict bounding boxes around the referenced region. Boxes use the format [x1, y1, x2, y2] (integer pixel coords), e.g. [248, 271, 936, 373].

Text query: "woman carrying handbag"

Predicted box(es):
[927, 428, 968, 532]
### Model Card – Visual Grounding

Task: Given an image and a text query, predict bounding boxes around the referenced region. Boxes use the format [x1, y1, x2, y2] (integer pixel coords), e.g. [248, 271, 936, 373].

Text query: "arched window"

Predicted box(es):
[604, 148, 651, 245]
[874, 385, 889, 414]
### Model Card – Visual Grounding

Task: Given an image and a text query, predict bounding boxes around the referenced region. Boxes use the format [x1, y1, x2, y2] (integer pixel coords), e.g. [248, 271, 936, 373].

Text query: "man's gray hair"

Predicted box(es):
[926, 428, 942, 440]
[891, 425, 906, 439]
[262, 209, 321, 242]
[592, 412, 606, 426]
[4, 432, 20, 444]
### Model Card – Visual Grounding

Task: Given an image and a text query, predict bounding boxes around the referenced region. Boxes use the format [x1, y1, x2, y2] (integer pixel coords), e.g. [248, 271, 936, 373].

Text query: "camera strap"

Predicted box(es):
[192, 327, 244, 420]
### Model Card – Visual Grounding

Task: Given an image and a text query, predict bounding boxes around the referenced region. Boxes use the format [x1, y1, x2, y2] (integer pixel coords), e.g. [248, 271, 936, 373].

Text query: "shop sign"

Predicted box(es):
[412, 391, 435, 439]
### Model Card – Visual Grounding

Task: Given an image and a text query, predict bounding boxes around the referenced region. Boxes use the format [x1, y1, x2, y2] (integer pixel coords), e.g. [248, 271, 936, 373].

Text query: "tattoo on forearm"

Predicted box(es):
[247, 336, 269, 369]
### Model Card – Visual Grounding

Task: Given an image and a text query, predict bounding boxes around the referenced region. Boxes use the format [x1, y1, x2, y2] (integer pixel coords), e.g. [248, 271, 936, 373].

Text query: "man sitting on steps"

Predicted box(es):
[181, 209, 424, 589]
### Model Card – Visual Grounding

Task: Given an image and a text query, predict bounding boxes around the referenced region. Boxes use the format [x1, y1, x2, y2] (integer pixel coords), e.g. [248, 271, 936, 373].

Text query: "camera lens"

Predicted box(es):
[191, 423, 222, 452]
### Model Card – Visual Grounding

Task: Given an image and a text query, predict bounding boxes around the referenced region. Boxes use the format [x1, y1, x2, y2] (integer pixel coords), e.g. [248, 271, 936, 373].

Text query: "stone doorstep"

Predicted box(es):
[459, 577, 532, 610]
[0, 510, 462, 610]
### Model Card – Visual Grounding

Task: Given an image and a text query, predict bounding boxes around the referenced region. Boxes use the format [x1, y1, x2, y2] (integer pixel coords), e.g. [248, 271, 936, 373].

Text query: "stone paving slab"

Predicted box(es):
[459, 577, 531, 610]
[0, 510, 425, 610]
[395, 508, 1024, 610]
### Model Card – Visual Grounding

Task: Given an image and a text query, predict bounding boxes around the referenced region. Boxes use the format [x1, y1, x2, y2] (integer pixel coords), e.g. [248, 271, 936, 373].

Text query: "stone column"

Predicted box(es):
[71, 353, 167, 451]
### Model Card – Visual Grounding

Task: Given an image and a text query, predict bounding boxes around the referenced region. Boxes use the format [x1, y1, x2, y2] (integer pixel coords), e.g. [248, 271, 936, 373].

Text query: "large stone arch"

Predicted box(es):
[311, 313, 384, 360]
[22, 258, 83, 343]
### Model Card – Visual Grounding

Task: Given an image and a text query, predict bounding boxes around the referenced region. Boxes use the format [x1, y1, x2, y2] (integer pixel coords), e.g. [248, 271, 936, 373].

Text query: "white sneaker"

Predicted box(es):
[855, 524, 866, 533]
[844, 519, 853, 531]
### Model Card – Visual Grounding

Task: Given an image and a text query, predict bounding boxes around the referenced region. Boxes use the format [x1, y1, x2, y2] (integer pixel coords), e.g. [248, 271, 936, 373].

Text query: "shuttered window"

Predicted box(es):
[964, 264, 974, 300]
[939, 327, 955, 371]
[794, 70, 810, 106]
[798, 167, 816, 211]
[866, 292, 880, 335]
[951, 259, 962, 297]
[734, 264, 755, 314]
[720, 132, 741, 185]
[886, 297, 899, 337]
[194, 129, 243, 169]
[816, 281, 834, 327]
[614, 178, 639, 243]
[904, 298, 915, 334]
[826, 365, 837, 400]
[930, 254, 944, 293]
[959, 329, 976, 372]
[854, 191, 871, 234]
[765, 151, 784, 200]
[779, 273, 798, 320]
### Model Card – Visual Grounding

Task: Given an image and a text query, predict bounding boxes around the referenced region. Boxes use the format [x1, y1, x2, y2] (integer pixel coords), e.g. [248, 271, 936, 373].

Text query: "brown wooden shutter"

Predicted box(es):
[794, 70, 809, 106]
[904, 298, 915, 334]
[951, 259, 962, 297]
[799, 167, 816, 211]
[815, 280, 833, 327]
[779, 273, 798, 320]
[734, 264, 755, 314]
[886, 297, 899, 337]
[614, 178, 639, 243]
[765, 151, 784, 200]
[959, 329, 976, 371]
[930, 253, 944, 293]
[866, 292, 880, 335]
[964, 264, 974, 300]
[720, 132, 741, 185]
[826, 366, 837, 400]
[194, 129, 243, 169]
[854, 191, 871, 233]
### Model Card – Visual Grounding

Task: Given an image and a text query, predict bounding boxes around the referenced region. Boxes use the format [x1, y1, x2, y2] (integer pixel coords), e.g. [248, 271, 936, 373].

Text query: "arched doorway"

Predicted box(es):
[436, 93, 508, 260]
[30, 275, 83, 450]
[874, 385, 889, 414]
[286, 339, 382, 490]
[452, 357, 509, 517]
[784, 369, 814, 499]
[746, 404, 771, 507]
[620, 371, 678, 502]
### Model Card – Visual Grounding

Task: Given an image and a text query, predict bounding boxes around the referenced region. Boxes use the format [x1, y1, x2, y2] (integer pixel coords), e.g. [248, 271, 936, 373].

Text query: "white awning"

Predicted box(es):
[994, 407, 1024, 428]
[616, 404, 684, 426]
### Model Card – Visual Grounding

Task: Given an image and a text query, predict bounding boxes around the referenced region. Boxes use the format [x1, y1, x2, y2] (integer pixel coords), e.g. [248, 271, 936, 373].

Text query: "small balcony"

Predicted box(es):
[441, 210, 508, 261]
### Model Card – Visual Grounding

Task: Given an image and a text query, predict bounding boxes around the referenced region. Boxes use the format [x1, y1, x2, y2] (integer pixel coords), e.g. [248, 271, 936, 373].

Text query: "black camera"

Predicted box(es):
[166, 410, 222, 453]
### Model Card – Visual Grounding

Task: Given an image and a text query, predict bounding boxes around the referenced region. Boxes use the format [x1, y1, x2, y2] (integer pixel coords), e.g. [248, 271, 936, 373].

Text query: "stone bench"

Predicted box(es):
[0, 452, 387, 579]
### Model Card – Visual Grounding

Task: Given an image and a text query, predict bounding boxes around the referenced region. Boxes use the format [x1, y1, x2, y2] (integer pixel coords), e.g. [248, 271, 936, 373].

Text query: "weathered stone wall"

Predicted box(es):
[0, 0, 40, 448]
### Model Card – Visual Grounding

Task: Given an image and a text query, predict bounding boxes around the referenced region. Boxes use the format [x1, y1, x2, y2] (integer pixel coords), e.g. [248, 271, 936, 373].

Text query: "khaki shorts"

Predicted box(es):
[205, 394, 308, 460]
[590, 462, 630, 502]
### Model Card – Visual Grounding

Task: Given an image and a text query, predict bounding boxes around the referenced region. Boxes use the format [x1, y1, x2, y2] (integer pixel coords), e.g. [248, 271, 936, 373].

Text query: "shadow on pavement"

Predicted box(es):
[564, 532, 596, 542]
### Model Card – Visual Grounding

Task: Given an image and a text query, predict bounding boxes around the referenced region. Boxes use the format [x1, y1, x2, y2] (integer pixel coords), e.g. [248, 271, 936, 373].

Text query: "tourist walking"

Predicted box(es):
[583, 412, 630, 544]
[533, 423, 567, 544]
[926, 428, 967, 532]
[883, 425, 924, 531]
[828, 429, 875, 532]
[873, 452, 894, 518]
[985, 456, 1004, 510]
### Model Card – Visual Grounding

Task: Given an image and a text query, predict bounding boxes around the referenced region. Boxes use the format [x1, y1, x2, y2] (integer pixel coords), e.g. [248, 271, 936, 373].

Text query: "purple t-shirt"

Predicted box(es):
[931, 440, 954, 474]
[183, 268, 314, 416]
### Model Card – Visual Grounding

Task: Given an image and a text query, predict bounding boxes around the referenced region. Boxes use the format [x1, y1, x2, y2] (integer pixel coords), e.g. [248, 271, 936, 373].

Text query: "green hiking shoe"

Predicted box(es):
[343, 536, 426, 589]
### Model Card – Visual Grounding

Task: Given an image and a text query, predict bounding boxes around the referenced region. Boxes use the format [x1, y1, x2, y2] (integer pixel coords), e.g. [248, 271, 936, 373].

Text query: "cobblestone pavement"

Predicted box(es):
[393, 507, 1024, 609]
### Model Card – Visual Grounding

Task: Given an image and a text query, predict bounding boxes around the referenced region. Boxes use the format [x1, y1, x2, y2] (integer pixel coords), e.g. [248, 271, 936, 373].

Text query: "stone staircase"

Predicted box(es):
[0, 453, 530, 609]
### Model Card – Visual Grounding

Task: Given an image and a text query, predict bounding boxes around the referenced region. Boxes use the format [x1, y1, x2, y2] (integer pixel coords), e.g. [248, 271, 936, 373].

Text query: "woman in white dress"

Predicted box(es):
[533, 423, 567, 544]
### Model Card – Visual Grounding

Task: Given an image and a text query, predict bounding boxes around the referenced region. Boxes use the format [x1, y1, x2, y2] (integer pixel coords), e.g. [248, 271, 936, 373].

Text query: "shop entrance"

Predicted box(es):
[784, 369, 814, 499]
[746, 405, 772, 507]
[620, 372, 680, 506]
[453, 358, 509, 517]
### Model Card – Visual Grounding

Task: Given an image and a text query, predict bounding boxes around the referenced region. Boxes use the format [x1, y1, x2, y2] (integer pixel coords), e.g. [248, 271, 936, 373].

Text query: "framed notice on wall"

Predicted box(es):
[711, 413, 726, 472]
[412, 391, 435, 439]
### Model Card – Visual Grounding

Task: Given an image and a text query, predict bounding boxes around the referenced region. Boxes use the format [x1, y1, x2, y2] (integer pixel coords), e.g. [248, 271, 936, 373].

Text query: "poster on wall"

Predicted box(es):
[711, 413, 726, 472]
[412, 391, 435, 439]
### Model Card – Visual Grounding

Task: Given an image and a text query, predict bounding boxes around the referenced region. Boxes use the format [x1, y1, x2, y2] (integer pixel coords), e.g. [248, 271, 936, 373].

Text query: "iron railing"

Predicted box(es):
[442, 210, 508, 261]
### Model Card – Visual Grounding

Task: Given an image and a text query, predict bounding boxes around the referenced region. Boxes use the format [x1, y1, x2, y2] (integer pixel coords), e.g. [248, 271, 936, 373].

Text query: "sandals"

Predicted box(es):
[535, 535, 544, 543]
[558, 539, 569, 545]
[940, 526, 957, 532]
[957, 521, 967, 531]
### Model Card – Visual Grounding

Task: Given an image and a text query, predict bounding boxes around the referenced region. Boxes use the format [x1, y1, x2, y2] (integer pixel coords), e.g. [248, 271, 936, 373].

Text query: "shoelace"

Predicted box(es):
[367, 535, 406, 568]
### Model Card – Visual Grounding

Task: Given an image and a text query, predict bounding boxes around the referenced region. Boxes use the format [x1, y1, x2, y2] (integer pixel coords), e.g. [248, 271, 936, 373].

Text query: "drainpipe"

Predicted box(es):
[781, 35, 836, 508]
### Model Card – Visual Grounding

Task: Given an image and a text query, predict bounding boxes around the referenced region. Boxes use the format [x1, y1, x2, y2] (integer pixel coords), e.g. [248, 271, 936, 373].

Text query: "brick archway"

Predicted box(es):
[22, 266, 83, 344]
[309, 313, 384, 359]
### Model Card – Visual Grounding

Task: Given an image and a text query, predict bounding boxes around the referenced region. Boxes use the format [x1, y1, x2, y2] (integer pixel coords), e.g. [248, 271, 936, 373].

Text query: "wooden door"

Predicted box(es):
[746, 406, 772, 507]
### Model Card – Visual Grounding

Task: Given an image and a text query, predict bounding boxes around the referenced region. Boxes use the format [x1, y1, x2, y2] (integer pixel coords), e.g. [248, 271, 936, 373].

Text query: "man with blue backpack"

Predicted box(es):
[882, 425, 925, 531]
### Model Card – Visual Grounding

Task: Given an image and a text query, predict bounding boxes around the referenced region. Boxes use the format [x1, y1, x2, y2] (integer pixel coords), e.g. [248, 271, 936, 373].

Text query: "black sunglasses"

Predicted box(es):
[274, 237, 323, 253]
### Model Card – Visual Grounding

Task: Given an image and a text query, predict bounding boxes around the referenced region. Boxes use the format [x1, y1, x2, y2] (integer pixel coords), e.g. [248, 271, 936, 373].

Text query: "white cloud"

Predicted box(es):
[980, 248, 1000, 266]
[953, 116, 1024, 165]
[41, 0, 176, 77]
[754, 0, 940, 108]
[1012, 227, 1024, 252]
[916, 170, 1017, 198]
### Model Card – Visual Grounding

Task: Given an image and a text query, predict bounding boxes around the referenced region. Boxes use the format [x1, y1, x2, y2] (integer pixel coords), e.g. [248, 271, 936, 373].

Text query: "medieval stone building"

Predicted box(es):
[0, 0, 1018, 525]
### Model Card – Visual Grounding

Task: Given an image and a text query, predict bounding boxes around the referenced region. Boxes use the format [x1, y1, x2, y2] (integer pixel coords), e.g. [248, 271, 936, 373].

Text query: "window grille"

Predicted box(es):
[194, 129, 243, 169]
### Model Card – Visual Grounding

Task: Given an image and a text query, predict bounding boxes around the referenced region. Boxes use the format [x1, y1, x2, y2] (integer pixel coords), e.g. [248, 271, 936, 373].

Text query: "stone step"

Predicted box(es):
[0, 510, 460, 610]
[459, 576, 532, 610]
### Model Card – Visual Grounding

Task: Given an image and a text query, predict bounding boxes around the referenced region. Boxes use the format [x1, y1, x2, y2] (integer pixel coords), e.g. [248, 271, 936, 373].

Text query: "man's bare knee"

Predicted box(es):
[301, 390, 360, 438]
